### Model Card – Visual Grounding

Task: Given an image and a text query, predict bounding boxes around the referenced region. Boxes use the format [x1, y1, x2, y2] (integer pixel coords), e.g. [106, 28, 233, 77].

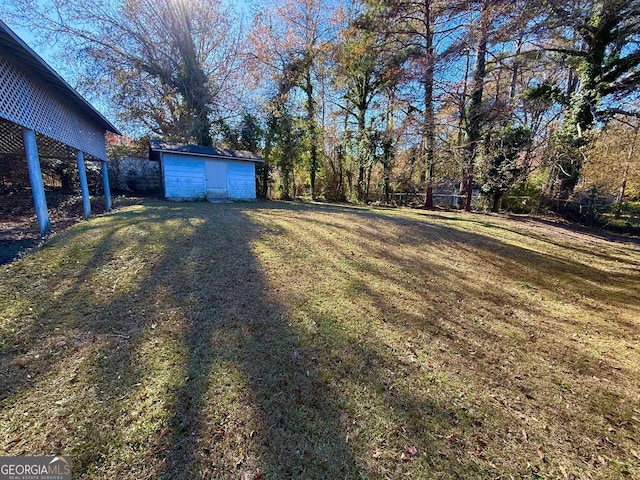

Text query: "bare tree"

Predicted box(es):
[2, 0, 242, 145]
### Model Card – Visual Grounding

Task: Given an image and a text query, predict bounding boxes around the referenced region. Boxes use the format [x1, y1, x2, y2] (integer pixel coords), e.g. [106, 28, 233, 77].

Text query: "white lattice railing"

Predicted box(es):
[0, 54, 107, 160]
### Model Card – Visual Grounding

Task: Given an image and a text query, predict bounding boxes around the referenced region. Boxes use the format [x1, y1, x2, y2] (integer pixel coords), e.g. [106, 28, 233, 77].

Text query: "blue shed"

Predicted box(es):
[149, 140, 264, 201]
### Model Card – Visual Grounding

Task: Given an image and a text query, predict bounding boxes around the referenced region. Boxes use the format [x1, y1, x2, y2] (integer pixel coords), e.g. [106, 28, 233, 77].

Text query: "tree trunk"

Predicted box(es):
[615, 126, 638, 216]
[492, 193, 501, 213]
[305, 69, 319, 199]
[356, 107, 367, 202]
[463, 0, 490, 212]
[383, 88, 395, 203]
[384, 162, 391, 202]
[422, 0, 436, 209]
[261, 161, 269, 198]
[170, 3, 213, 146]
[509, 36, 523, 101]
[457, 49, 471, 208]
[366, 161, 374, 202]
[615, 163, 629, 218]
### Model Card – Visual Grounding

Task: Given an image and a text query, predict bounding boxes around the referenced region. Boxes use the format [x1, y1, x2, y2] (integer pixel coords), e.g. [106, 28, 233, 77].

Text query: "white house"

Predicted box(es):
[0, 20, 120, 234]
[149, 140, 264, 201]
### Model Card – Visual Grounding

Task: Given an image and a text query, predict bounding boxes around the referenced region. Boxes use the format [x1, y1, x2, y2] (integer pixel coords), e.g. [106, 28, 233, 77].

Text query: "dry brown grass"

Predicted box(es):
[1, 200, 638, 479]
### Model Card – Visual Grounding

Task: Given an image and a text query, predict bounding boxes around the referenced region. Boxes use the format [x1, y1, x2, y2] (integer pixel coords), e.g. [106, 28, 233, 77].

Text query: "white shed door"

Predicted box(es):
[228, 162, 256, 199]
[205, 160, 228, 198]
[163, 157, 206, 199]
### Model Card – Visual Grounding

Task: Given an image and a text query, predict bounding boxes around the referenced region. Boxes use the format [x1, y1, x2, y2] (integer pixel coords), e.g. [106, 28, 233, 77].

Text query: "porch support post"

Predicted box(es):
[76, 150, 91, 219]
[101, 161, 112, 211]
[22, 128, 51, 235]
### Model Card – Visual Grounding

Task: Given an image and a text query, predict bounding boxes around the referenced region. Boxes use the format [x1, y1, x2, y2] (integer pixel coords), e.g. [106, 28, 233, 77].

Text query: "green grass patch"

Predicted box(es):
[1, 200, 639, 479]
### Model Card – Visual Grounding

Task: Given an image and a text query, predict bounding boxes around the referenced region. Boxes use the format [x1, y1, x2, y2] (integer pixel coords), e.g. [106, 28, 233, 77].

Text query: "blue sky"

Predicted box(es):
[2, 0, 254, 133]
[6, 22, 56, 65]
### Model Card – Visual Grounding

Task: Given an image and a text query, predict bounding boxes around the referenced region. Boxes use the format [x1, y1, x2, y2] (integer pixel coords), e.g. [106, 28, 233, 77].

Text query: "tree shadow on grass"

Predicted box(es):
[0, 207, 170, 404]
[298, 203, 639, 316]
[2, 200, 639, 479]
[0, 204, 205, 476]
[148, 201, 639, 479]
[136, 204, 363, 479]
[2, 201, 364, 478]
[243, 201, 640, 477]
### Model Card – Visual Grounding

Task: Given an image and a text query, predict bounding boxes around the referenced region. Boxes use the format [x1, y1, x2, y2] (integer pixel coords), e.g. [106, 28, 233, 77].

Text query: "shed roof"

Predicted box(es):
[149, 139, 264, 163]
[0, 20, 120, 135]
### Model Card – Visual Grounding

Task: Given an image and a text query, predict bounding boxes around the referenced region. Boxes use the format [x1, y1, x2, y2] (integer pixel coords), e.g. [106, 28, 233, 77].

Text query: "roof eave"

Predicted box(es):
[151, 147, 265, 163]
[0, 20, 121, 136]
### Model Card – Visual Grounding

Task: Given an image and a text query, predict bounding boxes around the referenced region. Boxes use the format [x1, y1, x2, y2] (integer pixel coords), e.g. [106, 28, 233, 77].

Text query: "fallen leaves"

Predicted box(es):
[2, 201, 640, 479]
[436, 433, 456, 442]
[400, 445, 418, 461]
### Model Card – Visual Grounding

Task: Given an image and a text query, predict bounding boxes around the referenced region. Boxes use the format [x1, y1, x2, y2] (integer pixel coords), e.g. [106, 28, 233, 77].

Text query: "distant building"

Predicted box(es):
[106, 133, 160, 193]
[149, 140, 264, 201]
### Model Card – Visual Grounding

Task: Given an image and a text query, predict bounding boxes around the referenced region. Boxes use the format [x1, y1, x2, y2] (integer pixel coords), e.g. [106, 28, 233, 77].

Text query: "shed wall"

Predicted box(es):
[162, 154, 205, 198]
[227, 162, 256, 199]
[161, 154, 257, 200]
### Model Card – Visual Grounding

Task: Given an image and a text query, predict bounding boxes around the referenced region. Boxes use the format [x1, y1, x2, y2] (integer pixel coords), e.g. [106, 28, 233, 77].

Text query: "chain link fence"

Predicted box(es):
[368, 192, 481, 208]
[504, 195, 640, 233]
[368, 190, 640, 233]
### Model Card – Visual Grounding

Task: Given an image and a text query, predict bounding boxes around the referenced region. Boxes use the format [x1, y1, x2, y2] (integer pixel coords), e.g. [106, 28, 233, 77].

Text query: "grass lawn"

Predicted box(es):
[1, 200, 639, 479]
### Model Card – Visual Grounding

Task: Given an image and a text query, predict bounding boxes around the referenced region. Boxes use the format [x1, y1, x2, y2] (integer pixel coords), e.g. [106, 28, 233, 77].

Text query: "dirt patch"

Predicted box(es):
[0, 192, 133, 264]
